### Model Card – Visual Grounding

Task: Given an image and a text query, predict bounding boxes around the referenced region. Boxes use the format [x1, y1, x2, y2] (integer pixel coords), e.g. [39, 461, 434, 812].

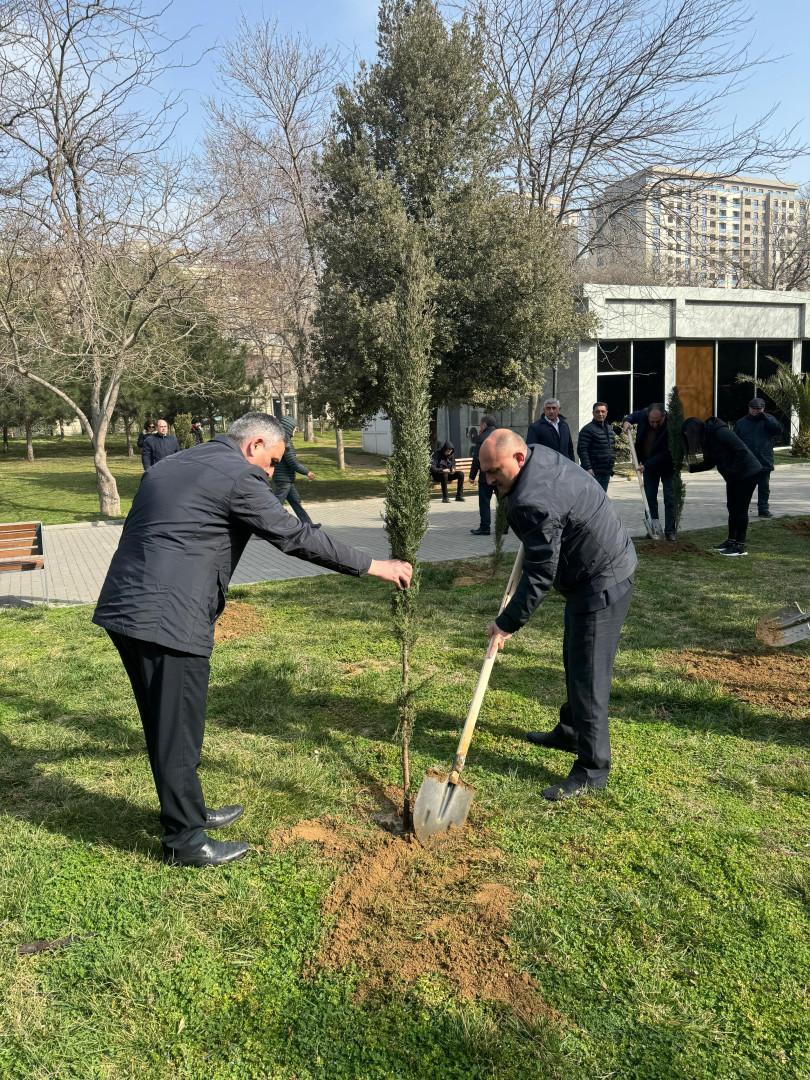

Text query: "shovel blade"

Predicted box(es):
[756, 603, 810, 647]
[412, 769, 475, 845]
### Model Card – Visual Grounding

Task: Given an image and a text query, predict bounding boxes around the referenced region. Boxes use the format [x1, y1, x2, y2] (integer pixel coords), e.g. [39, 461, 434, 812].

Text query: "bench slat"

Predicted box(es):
[0, 522, 39, 536]
[0, 556, 45, 572]
[0, 545, 38, 558]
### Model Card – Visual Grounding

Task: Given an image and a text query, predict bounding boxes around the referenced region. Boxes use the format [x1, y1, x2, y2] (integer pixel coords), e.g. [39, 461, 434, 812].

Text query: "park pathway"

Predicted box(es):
[2, 464, 809, 607]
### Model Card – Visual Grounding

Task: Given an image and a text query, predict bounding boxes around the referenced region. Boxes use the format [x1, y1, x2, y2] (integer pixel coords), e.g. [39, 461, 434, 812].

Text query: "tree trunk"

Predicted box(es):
[335, 427, 345, 470]
[429, 407, 438, 450]
[303, 412, 315, 442]
[527, 394, 539, 426]
[208, 410, 216, 439]
[94, 443, 121, 517]
[59, 418, 65, 439]
[2, 424, 8, 452]
[124, 418, 133, 456]
[25, 419, 34, 462]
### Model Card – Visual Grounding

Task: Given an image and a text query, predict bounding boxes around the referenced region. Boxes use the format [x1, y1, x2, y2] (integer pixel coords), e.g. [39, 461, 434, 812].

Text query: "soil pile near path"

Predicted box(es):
[214, 602, 264, 643]
[781, 517, 810, 539]
[668, 648, 810, 712]
[270, 816, 559, 1023]
[636, 539, 711, 558]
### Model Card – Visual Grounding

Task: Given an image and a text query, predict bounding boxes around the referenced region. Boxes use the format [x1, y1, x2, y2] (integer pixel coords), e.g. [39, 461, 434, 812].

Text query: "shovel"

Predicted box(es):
[756, 602, 810, 647]
[627, 435, 659, 540]
[413, 543, 525, 845]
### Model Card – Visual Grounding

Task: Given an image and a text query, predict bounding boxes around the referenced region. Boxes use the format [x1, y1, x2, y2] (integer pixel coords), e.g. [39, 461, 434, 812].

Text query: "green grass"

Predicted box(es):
[1, 519, 810, 1078]
[774, 449, 810, 466]
[0, 432, 389, 525]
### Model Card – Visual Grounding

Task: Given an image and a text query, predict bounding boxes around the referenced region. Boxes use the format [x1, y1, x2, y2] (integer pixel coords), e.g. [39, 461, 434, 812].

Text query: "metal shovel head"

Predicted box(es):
[756, 603, 810, 647]
[412, 768, 475, 845]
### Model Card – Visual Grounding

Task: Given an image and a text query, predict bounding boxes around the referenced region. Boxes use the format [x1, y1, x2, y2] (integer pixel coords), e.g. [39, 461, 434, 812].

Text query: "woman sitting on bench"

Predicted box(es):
[430, 441, 466, 503]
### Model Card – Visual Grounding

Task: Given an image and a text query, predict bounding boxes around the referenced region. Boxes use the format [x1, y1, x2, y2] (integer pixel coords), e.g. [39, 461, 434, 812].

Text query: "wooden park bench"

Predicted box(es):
[0, 521, 48, 604]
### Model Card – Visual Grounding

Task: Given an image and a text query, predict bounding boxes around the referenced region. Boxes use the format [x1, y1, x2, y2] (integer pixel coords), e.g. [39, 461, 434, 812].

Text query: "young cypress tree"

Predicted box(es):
[667, 385, 686, 528]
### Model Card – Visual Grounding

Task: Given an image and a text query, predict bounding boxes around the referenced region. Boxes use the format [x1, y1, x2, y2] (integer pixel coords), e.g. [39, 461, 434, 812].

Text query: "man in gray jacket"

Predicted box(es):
[479, 430, 636, 800]
[94, 413, 412, 866]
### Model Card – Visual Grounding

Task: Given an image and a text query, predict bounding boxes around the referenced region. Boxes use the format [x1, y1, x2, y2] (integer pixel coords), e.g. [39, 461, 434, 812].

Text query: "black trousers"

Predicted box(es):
[478, 480, 497, 528]
[553, 583, 634, 784]
[726, 474, 760, 542]
[108, 631, 210, 852]
[756, 470, 771, 512]
[274, 480, 313, 525]
[431, 469, 464, 498]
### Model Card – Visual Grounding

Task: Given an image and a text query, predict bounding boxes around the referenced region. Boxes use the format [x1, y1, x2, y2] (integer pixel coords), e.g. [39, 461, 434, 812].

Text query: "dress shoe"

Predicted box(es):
[442, 496, 451, 503]
[758, 509, 773, 518]
[470, 526, 491, 535]
[455, 495, 466, 502]
[205, 804, 244, 830]
[526, 729, 578, 753]
[542, 776, 606, 801]
[163, 838, 250, 867]
[665, 531, 676, 541]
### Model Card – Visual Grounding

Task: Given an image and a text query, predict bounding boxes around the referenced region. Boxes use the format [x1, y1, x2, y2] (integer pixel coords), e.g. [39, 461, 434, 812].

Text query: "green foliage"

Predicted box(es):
[792, 430, 810, 457]
[173, 413, 194, 450]
[667, 385, 686, 529]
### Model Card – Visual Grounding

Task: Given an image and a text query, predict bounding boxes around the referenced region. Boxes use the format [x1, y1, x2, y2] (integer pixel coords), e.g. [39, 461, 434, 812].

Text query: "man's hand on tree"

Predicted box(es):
[486, 622, 512, 655]
[369, 559, 413, 590]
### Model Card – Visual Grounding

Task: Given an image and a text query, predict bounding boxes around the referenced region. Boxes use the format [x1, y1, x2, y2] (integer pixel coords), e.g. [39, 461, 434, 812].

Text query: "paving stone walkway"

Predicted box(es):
[2, 464, 809, 607]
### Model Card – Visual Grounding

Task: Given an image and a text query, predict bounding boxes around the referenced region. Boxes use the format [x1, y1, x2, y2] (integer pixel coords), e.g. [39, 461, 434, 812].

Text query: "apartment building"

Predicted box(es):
[592, 168, 808, 289]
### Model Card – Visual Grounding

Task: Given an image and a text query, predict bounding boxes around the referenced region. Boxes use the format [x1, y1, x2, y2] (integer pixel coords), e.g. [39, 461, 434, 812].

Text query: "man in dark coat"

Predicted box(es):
[733, 397, 783, 518]
[273, 415, 318, 527]
[622, 403, 676, 540]
[468, 414, 497, 535]
[94, 413, 412, 866]
[577, 402, 616, 491]
[190, 418, 204, 445]
[526, 398, 575, 461]
[430, 440, 465, 502]
[141, 418, 180, 471]
[480, 430, 636, 800]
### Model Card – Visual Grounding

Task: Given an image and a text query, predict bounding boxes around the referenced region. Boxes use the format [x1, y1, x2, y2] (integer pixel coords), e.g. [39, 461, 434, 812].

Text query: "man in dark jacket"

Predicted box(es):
[190, 418, 204, 445]
[273, 415, 318, 527]
[469, 415, 497, 535]
[733, 397, 782, 518]
[141, 419, 180, 471]
[622, 404, 676, 540]
[526, 398, 576, 461]
[94, 413, 412, 866]
[577, 402, 615, 491]
[480, 430, 637, 800]
[430, 441, 465, 502]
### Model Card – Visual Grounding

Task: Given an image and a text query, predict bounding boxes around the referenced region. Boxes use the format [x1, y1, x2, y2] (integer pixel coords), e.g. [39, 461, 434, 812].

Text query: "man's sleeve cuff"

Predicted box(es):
[495, 611, 521, 634]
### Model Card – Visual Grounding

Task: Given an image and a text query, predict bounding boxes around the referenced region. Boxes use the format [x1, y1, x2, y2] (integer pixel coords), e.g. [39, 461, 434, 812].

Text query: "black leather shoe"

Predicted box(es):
[163, 838, 250, 867]
[665, 531, 676, 541]
[470, 527, 491, 535]
[205, 804, 244, 830]
[442, 496, 451, 503]
[455, 495, 466, 502]
[758, 510, 773, 518]
[542, 776, 606, 801]
[526, 729, 578, 753]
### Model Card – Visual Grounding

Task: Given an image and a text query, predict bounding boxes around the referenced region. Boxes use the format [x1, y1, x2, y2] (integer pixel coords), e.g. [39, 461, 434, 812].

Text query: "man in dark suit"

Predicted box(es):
[480, 429, 636, 801]
[526, 398, 576, 461]
[94, 413, 412, 866]
[468, 414, 497, 535]
[141, 418, 180, 470]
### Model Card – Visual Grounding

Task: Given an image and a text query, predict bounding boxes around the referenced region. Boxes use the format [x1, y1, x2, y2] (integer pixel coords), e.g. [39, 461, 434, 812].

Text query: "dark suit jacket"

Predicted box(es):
[94, 435, 372, 656]
[526, 415, 575, 461]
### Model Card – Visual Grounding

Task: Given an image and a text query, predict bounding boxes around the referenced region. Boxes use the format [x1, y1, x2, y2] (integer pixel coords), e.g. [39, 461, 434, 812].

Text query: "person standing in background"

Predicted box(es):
[733, 397, 782, 518]
[141, 419, 180, 471]
[622, 404, 677, 541]
[190, 418, 205, 445]
[137, 421, 155, 451]
[577, 402, 615, 491]
[273, 415, 320, 528]
[469, 415, 497, 535]
[526, 399, 576, 461]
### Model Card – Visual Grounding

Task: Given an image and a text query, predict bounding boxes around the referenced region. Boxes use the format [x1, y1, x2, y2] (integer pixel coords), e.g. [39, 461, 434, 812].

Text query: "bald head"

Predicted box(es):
[478, 428, 528, 494]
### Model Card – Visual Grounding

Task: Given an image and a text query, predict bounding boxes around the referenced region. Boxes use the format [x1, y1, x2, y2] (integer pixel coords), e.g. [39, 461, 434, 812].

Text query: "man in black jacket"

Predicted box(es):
[577, 402, 615, 491]
[141, 419, 180, 471]
[430, 441, 465, 502]
[479, 430, 636, 800]
[622, 404, 676, 540]
[94, 413, 412, 866]
[468, 415, 497, 535]
[526, 398, 575, 461]
[733, 398, 783, 518]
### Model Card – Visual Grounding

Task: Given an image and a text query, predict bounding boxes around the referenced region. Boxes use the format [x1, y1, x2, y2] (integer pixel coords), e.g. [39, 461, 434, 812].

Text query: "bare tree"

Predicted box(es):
[468, 0, 806, 260]
[0, 0, 220, 515]
[206, 17, 343, 453]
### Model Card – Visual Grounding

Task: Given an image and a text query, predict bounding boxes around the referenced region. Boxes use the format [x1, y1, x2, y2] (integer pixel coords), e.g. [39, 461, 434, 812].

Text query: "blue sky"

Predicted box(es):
[158, 0, 810, 183]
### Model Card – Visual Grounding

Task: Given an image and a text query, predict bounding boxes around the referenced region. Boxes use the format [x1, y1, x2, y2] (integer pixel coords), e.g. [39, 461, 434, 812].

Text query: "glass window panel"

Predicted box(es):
[716, 341, 755, 424]
[802, 341, 810, 375]
[597, 373, 631, 420]
[632, 341, 665, 410]
[597, 340, 631, 372]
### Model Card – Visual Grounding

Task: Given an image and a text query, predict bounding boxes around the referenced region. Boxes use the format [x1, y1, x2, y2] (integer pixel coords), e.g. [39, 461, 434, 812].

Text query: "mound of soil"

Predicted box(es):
[636, 539, 711, 558]
[270, 814, 559, 1024]
[214, 602, 264, 643]
[667, 648, 810, 712]
[781, 517, 810, 539]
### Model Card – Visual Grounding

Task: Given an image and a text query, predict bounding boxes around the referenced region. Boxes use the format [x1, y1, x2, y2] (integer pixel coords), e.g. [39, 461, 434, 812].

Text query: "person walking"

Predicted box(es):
[577, 402, 616, 491]
[273, 415, 319, 528]
[621, 403, 677, 541]
[526, 399, 576, 461]
[469, 415, 497, 535]
[682, 416, 763, 556]
[479, 430, 636, 801]
[430, 440, 465, 502]
[733, 397, 782, 518]
[141, 419, 180, 471]
[93, 413, 412, 867]
[190, 418, 205, 445]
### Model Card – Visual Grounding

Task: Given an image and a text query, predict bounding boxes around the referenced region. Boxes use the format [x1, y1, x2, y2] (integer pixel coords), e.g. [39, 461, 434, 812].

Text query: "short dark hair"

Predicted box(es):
[648, 403, 666, 416]
[592, 401, 607, 410]
[481, 414, 497, 428]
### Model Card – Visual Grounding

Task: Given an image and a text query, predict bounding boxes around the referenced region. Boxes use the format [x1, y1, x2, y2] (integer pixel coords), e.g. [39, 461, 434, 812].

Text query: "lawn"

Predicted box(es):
[0, 432, 389, 525]
[1, 519, 809, 1079]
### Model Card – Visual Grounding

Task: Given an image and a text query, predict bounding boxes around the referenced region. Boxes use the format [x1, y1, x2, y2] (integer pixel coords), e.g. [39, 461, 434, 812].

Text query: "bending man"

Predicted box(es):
[94, 414, 412, 867]
[479, 430, 636, 800]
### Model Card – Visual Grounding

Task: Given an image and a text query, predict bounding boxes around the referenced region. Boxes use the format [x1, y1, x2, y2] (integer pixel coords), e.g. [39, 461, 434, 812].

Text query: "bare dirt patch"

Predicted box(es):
[451, 560, 494, 586]
[214, 602, 264, 643]
[667, 648, 810, 712]
[269, 813, 559, 1023]
[636, 539, 712, 558]
[781, 517, 810, 539]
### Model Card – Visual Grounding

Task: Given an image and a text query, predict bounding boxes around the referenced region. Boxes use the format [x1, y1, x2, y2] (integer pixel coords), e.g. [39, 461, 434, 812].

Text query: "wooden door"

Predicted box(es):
[676, 344, 715, 420]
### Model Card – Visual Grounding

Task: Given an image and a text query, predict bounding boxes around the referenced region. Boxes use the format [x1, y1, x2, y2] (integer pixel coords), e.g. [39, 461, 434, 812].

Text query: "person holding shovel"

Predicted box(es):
[478, 429, 637, 801]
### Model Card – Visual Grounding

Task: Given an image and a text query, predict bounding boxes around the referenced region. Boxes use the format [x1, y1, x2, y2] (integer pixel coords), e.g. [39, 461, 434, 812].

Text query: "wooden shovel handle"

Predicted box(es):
[448, 544, 525, 783]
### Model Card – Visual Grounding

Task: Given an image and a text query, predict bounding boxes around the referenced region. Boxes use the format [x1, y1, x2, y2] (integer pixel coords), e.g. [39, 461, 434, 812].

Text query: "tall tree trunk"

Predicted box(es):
[124, 418, 133, 456]
[527, 394, 539, 426]
[94, 442, 121, 516]
[25, 419, 34, 462]
[2, 424, 8, 452]
[303, 412, 314, 442]
[335, 427, 345, 470]
[59, 418, 65, 439]
[208, 409, 216, 439]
